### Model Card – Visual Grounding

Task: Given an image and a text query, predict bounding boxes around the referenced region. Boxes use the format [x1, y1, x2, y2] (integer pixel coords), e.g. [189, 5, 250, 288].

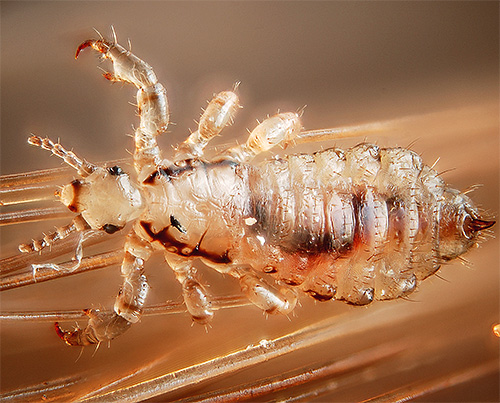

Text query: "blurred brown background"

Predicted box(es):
[1, 2, 498, 401]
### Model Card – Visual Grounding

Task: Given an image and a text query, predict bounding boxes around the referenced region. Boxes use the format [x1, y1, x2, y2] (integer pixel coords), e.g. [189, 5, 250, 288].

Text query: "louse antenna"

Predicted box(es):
[28, 134, 96, 177]
[19, 214, 88, 255]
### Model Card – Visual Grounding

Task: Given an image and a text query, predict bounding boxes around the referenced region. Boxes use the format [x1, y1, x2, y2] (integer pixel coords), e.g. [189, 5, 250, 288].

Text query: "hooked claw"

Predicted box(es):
[75, 39, 111, 59]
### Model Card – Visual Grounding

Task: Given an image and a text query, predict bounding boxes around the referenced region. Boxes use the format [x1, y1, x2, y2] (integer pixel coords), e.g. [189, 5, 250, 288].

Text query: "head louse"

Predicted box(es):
[9, 35, 495, 348]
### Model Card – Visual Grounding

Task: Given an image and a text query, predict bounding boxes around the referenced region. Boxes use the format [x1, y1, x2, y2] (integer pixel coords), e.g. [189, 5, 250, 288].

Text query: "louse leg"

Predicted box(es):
[76, 38, 169, 175]
[174, 91, 240, 161]
[55, 309, 131, 346]
[164, 255, 214, 324]
[231, 268, 297, 315]
[217, 112, 303, 163]
[55, 233, 151, 346]
[217, 116, 395, 164]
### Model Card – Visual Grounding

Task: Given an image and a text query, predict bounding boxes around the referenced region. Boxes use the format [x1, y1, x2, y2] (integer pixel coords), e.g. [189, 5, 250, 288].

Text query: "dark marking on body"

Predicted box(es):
[142, 163, 195, 184]
[107, 165, 124, 176]
[350, 190, 363, 251]
[140, 92, 159, 104]
[140, 221, 231, 264]
[247, 169, 365, 256]
[170, 215, 186, 234]
[344, 287, 374, 306]
[386, 196, 405, 244]
[142, 159, 238, 185]
[307, 290, 335, 302]
[67, 179, 82, 212]
[284, 278, 301, 286]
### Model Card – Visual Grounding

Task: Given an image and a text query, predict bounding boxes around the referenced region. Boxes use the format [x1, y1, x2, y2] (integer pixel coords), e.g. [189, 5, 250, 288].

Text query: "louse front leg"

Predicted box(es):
[56, 233, 151, 346]
[217, 112, 302, 163]
[164, 254, 214, 324]
[174, 91, 240, 161]
[231, 268, 297, 315]
[76, 38, 169, 175]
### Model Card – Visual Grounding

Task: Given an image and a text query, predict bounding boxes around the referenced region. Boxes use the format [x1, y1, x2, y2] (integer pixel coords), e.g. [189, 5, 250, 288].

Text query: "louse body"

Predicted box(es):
[20, 36, 494, 346]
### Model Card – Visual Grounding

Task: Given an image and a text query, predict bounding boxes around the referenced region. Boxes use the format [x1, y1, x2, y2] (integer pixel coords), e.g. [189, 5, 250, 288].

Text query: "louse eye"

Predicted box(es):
[101, 224, 123, 234]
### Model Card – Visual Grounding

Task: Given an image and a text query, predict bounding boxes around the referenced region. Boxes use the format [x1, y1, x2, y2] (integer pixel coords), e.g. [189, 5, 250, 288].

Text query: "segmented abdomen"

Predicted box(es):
[247, 144, 445, 305]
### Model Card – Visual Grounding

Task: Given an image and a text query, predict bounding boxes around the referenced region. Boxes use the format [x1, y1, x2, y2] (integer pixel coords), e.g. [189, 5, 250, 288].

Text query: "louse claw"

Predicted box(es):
[75, 39, 111, 59]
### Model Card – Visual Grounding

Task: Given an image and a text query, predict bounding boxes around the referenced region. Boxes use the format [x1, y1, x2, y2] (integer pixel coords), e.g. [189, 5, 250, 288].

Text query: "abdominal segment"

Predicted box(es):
[245, 145, 443, 305]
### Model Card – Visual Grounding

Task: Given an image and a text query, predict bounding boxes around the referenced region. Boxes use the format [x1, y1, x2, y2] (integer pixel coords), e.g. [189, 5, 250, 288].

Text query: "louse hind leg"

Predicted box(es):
[216, 113, 395, 164]
[174, 90, 240, 161]
[55, 309, 131, 346]
[232, 268, 297, 315]
[165, 255, 214, 324]
[76, 38, 169, 175]
[216, 112, 303, 163]
[56, 233, 151, 346]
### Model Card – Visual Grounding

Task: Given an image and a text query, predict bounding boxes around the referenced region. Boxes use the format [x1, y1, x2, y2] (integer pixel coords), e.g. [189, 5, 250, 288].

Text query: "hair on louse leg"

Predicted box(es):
[456, 256, 473, 269]
[8, 33, 496, 349]
[432, 272, 451, 283]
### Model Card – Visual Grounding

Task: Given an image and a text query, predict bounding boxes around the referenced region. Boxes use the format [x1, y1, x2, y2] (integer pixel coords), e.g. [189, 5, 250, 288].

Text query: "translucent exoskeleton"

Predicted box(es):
[9, 35, 495, 347]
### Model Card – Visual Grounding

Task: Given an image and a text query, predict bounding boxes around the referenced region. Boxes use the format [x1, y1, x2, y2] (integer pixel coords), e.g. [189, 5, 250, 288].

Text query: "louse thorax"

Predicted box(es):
[59, 166, 144, 234]
[438, 189, 495, 261]
[136, 158, 252, 266]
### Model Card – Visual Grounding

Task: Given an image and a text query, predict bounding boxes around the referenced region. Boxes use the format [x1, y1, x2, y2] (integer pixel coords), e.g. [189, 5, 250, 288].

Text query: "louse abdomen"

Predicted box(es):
[246, 143, 493, 305]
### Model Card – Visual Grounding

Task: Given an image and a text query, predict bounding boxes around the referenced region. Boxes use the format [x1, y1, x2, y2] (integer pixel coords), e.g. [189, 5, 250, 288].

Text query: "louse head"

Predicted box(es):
[438, 189, 495, 261]
[20, 136, 146, 254]
[59, 165, 143, 233]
